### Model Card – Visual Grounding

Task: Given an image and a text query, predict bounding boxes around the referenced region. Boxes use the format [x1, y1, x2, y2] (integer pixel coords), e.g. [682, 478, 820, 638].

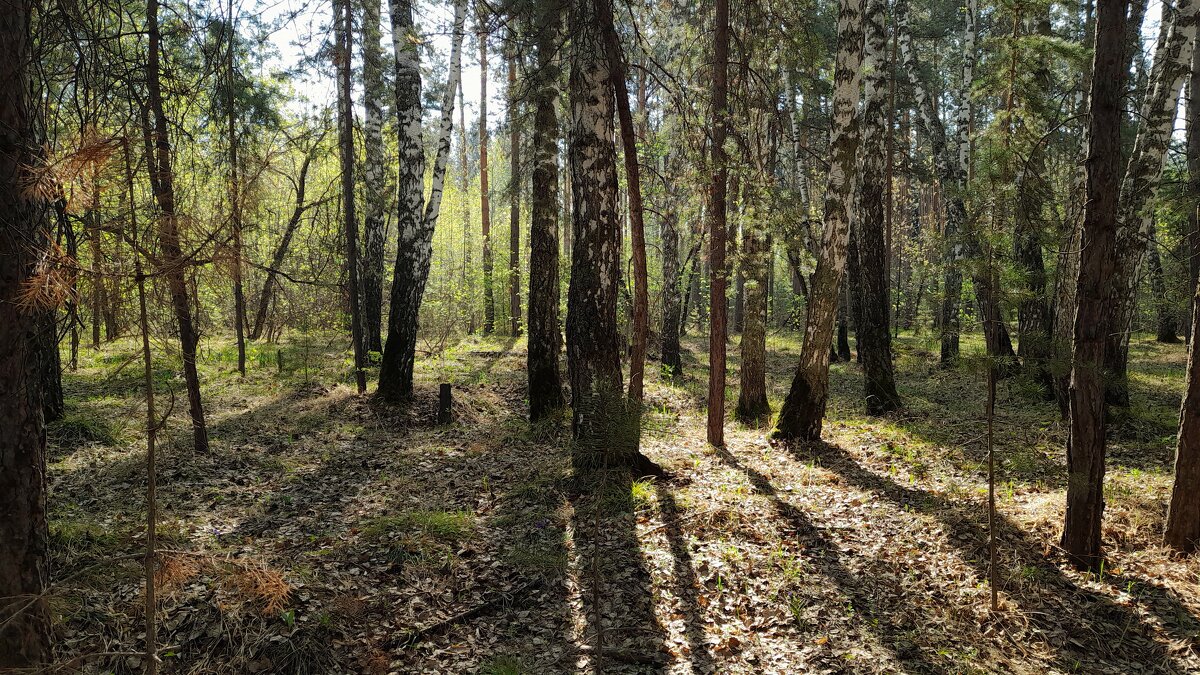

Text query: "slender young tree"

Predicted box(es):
[508, 52, 522, 336]
[0, 0, 51, 663]
[707, 0, 731, 446]
[772, 0, 864, 442]
[480, 15, 496, 334]
[377, 0, 467, 400]
[146, 0, 208, 452]
[1062, 0, 1128, 572]
[336, 0, 367, 394]
[850, 0, 900, 415]
[361, 0, 388, 353]
[660, 149, 684, 377]
[1166, 271, 1200, 552]
[226, 0, 246, 376]
[527, 0, 564, 421]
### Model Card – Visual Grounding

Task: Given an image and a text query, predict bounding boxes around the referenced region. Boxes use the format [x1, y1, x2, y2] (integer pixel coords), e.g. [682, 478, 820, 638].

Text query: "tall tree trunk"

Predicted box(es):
[602, 8, 650, 404]
[1189, 48, 1200, 346]
[1108, 0, 1200, 405]
[508, 53, 522, 336]
[460, 80, 476, 334]
[480, 17, 496, 335]
[361, 0, 387, 354]
[336, 0, 367, 393]
[850, 0, 901, 415]
[737, 105, 772, 423]
[0, 6, 50, 662]
[566, 0, 651, 473]
[1166, 272, 1200, 551]
[226, 0, 246, 376]
[707, 0, 731, 447]
[1063, 0, 1128, 572]
[1148, 219, 1179, 343]
[378, 0, 466, 400]
[527, 0, 564, 421]
[660, 175, 683, 375]
[772, 0, 864, 442]
[146, 0, 208, 452]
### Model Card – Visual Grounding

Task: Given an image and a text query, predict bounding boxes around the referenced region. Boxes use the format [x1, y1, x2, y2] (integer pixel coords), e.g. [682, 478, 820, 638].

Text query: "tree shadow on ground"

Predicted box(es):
[711, 446, 953, 675]
[784, 441, 1197, 674]
[653, 483, 715, 673]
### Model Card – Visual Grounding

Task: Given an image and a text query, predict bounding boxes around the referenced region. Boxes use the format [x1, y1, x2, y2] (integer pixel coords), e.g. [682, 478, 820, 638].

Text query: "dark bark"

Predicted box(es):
[361, 0, 387, 354]
[1148, 220, 1179, 342]
[147, 0, 208, 452]
[1063, 0, 1128, 572]
[661, 200, 683, 376]
[837, 279, 852, 363]
[527, 1, 565, 421]
[707, 0, 730, 447]
[226, 0, 246, 376]
[508, 54, 522, 337]
[0, 0, 51, 663]
[335, 0, 367, 393]
[566, 0, 650, 473]
[1166, 274, 1200, 551]
[481, 19, 495, 335]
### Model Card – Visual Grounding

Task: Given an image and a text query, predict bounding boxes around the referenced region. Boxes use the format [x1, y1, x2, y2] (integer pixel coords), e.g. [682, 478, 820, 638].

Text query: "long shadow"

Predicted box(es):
[570, 466, 669, 674]
[788, 441, 1196, 674]
[711, 446, 950, 674]
[653, 483, 714, 673]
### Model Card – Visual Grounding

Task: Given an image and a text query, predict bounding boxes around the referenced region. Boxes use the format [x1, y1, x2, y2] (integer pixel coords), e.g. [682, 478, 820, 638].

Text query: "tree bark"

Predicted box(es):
[361, 0, 388, 354]
[146, 0, 208, 452]
[850, 0, 901, 415]
[773, 0, 864, 442]
[1166, 273, 1200, 551]
[508, 53, 522, 337]
[527, 0, 564, 421]
[0, 2, 51, 660]
[480, 17, 496, 335]
[378, 0, 466, 400]
[336, 0, 367, 393]
[566, 0, 647, 472]
[707, 0, 731, 447]
[602, 5, 650, 404]
[226, 0, 246, 377]
[1108, 0, 1200, 405]
[1063, 0, 1128, 572]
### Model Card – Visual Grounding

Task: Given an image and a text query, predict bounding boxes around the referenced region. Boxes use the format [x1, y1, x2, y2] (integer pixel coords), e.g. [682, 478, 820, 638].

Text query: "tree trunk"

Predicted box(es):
[335, 0, 367, 394]
[851, 0, 901, 415]
[480, 18, 495, 335]
[1166, 274, 1200, 551]
[508, 53, 522, 337]
[361, 0, 387, 354]
[0, 1, 50, 666]
[1063, 0, 1128, 572]
[773, 0, 864, 442]
[566, 0, 648, 472]
[378, 0, 466, 400]
[527, 1, 564, 421]
[707, 0, 730, 447]
[146, 0, 208, 452]
[602, 7, 650, 404]
[661, 186, 683, 376]
[735, 137, 770, 422]
[1148, 219, 1179, 343]
[226, 0, 246, 377]
[1108, 0, 1200, 405]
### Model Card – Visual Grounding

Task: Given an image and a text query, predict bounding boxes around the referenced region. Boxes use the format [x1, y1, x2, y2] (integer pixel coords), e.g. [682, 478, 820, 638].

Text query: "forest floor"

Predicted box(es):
[45, 328, 1200, 674]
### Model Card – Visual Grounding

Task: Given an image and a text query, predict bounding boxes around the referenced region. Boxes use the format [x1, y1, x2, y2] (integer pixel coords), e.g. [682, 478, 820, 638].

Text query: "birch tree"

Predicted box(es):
[772, 0, 864, 442]
[361, 0, 388, 354]
[377, 0, 467, 400]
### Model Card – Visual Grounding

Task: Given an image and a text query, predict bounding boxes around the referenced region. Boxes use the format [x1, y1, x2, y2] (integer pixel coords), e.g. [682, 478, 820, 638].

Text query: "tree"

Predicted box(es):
[1062, 0, 1128, 572]
[707, 0, 730, 447]
[480, 15, 496, 335]
[225, 0, 247, 377]
[849, 0, 900, 415]
[146, 0, 208, 452]
[335, 0, 367, 394]
[659, 148, 684, 377]
[565, 0, 655, 474]
[377, 0, 467, 400]
[508, 51, 522, 337]
[1166, 270, 1200, 552]
[0, 1, 52, 664]
[772, 0, 864, 442]
[361, 0, 387, 354]
[736, 108, 771, 423]
[527, 0, 565, 421]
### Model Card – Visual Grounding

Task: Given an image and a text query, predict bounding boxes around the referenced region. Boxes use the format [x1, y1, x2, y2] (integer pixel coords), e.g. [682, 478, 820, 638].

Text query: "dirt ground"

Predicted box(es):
[46, 330, 1200, 673]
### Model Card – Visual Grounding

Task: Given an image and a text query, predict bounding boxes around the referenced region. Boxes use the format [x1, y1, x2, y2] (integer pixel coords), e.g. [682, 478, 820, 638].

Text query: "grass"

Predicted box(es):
[359, 510, 475, 541]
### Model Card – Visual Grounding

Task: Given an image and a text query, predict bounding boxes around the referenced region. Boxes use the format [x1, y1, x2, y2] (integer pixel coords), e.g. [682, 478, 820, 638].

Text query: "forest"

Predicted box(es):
[3, 0, 1200, 671]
